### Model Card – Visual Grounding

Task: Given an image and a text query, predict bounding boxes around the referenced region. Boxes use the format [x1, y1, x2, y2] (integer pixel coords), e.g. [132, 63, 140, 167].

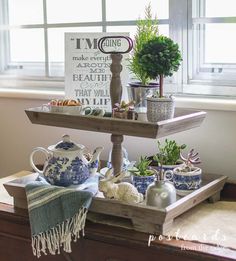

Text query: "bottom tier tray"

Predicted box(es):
[3, 172, 227, 234]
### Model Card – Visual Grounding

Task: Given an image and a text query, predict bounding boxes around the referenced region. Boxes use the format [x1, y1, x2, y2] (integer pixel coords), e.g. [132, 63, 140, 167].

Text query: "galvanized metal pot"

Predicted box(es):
[127, 82, 159, 109]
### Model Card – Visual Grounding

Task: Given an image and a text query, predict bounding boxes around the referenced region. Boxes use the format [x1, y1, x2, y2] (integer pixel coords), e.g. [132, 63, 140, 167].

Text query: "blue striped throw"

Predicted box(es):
[26, 175, 98, 258]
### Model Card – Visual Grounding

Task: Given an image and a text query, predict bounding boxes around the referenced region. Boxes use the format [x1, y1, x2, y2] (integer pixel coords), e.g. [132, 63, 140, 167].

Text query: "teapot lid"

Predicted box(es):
[49, 134, 84, 152]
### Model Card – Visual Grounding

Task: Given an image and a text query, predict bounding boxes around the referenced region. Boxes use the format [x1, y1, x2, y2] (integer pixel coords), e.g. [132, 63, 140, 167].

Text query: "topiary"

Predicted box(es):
[137, 35, 182, 97]
[128, 3, 159, 86]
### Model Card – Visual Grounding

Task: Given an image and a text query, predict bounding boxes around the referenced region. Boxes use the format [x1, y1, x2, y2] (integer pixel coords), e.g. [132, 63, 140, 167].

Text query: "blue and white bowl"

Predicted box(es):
[173, 167, 202, 196]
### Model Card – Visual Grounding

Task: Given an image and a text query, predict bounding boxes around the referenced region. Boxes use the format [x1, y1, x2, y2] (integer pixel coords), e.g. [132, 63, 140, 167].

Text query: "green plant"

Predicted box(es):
[153, 139, 186, 166]
[129, 156, 155, 176]
[137, 35, 182, 97]
[128, 3, 159, 86]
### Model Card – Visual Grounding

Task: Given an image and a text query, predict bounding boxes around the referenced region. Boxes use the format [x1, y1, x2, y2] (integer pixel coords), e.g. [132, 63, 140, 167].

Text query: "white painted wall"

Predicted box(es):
[0, 97, 236, 180]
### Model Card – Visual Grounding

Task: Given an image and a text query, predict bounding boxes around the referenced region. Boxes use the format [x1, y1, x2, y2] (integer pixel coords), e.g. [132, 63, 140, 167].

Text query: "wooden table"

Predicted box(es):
[1, 175, 236, 261]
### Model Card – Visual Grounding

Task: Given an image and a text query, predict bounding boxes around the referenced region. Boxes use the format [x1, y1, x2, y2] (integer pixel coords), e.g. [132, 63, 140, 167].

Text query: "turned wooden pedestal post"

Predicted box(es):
[110, 53, 124, 175]
[110, 53, 123, 109]
[111, 134, 124, 176]
[98, 36, 133, 175]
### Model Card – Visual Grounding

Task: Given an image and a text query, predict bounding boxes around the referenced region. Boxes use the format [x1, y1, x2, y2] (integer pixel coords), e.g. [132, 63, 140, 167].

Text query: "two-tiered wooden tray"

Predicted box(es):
[4, 107, 228, 234]
[25, 107, 206, 175]
[25, 107, 206, 138]
[4, 171, 227, 234]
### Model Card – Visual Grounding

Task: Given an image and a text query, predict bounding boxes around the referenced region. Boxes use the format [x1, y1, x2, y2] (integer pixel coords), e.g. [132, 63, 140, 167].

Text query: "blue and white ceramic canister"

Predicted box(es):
[30, 134, 103, 187]
[173, 167, 202, 196]
[157, 163, 184, 183]
[132, 175, 155, 195]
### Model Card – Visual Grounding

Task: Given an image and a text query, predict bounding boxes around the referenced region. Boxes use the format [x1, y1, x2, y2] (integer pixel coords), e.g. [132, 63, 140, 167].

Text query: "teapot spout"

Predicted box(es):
[89, 147, 104, 175]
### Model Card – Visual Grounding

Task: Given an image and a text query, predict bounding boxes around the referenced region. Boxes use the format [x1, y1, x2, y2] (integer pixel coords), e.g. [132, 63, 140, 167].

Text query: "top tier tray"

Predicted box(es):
[25, 107, 206, 139]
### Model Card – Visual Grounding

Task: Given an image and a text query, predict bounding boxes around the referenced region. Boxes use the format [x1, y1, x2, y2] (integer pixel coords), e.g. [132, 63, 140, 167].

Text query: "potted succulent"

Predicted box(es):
[127, 3, 159, 110]
[112, 100, 137, 120]
[137, 35, 182, 122]
[151, 139, 186, 181]
[173, 149, 202, 196]
[129, 156, 156, 195]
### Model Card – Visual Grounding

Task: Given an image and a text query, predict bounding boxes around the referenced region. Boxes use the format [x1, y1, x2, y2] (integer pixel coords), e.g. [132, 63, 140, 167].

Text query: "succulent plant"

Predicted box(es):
[178, 149, 201, 172]
[153, 139, 186, 166]
[113, 100, 135, 112]
[129, 156, 155, 176]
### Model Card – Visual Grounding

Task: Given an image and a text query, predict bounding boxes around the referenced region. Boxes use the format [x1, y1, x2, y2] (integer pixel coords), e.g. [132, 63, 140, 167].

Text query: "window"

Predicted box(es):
[0, 0, 103, 81]
[0, 0, 236, 97]
[188, 0, 236, 89]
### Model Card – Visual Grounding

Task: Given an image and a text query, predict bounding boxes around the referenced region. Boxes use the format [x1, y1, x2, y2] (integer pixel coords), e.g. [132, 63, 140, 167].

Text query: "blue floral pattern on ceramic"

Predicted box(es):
[163, 168, 173, 181]
[132, 175, 155, 195]
[154, 164, 182, 183]
[44, 156, 90, 187]
[89, 160, 99, 169]
[173, 169, 202, 195]
[30, 135, 103, 187]
[107, 147, 130, 171]
[173, 174, 201, 190]
[55, 141, 75, 150]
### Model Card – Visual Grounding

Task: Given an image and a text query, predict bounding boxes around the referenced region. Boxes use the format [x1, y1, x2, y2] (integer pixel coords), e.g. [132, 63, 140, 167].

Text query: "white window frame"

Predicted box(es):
[0, 0, 236, 98]
[189, 0, 236, 87]
[0, 0, 169, 91]
[169, 0, 236, 97]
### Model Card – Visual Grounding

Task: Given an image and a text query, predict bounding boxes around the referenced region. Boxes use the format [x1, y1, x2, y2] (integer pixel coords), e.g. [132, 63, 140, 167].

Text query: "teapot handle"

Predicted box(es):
[30, 147, 50, 175]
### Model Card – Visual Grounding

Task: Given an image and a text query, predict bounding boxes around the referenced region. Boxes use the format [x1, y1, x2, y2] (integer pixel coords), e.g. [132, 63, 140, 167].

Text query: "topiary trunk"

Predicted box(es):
[159, 74, 164, 97]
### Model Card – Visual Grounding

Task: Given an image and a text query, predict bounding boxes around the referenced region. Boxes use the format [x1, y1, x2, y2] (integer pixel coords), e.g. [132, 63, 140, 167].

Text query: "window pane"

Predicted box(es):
[107, 26, 136, 39]
[48, 27, 102, 76]
[8, 0, 43, 25]
[158, 24, 169, 36]
[107, 24, 169, 39]
[106, 0, 168, 21]
[189, 23, 236, 87]
[3, 62, 46, 77]
[47, 0, 102, 23]
[205, 0, 236, 18]
[5, 29, 45, 76]
[10, 29, 45, 62]
[205, 24, 236, 63]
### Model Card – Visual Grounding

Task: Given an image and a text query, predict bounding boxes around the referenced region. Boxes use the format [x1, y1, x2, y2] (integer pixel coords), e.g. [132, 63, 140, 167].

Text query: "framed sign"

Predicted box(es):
[65, 33, 129, 111]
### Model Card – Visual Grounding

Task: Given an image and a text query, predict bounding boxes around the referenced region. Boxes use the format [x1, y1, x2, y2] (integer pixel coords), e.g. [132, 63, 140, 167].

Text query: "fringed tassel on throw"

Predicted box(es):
[32, 207, 88, 258]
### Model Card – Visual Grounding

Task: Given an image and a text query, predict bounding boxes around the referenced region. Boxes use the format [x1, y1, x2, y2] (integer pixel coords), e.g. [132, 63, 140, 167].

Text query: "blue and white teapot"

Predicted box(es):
[30, 134, 103, 186]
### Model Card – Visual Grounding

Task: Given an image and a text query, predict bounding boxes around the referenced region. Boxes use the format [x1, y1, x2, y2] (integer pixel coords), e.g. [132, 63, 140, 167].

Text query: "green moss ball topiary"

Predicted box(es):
[137, 35, 182, 79]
